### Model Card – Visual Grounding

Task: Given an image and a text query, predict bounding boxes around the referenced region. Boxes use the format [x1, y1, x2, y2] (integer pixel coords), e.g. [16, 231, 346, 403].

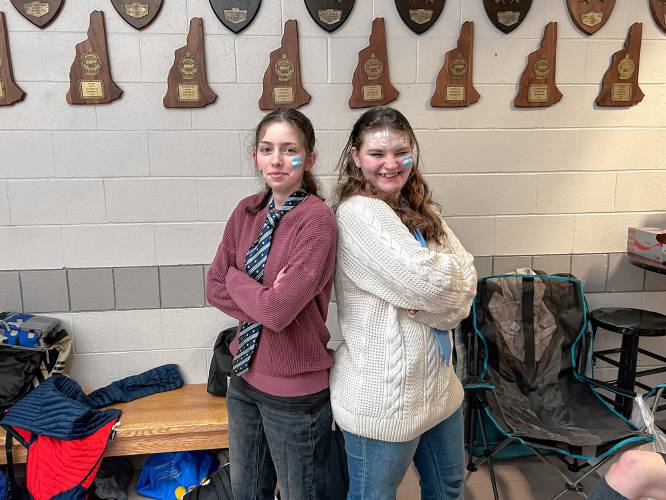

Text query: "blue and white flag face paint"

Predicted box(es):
[401, 155, 414, 169]
[291, 156, 303, 169]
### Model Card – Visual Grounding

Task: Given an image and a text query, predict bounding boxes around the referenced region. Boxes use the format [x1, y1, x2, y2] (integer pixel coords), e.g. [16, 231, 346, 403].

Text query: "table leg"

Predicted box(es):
[615, 335, 639, 419]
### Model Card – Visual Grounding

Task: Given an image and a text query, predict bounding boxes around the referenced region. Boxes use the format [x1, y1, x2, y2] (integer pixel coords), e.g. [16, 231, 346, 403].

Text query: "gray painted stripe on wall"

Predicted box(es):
[1, 255, 664, 314]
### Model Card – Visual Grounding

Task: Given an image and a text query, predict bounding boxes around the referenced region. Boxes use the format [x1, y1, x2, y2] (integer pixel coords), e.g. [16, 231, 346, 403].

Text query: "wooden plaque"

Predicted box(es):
[649, 0, 666, 34]
[66, 11, 122, 105]
[483, 0, 532, 34]
[304, 0, 355, 33]
[210, 0, 261, 34]
[566, 0, 616, 36]
[596, 22, 644, 107]
[430, 21, 479, 108]
[349, 18, 398, 109]
[164, 18, 217, 109]
[0, 12, 26, 106]
[514, 22, 562, 108]
[110, 0, 164, 30]
[258, 19, 309, 110]
[395, 0, 445, 35]
[10, 0, 64, 28]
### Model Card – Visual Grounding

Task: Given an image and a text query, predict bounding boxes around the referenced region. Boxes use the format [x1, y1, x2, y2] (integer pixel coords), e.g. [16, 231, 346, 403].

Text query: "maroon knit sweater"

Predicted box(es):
[206, 193, 337, 397]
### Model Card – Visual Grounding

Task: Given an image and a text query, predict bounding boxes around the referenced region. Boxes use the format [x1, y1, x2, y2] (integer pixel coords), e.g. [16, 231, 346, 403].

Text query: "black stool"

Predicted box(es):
[590, 307, 666, 418]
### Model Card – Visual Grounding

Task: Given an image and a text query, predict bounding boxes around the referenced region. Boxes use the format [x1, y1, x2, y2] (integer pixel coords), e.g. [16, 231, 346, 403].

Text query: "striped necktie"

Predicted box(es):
[232, 188, 309, 376]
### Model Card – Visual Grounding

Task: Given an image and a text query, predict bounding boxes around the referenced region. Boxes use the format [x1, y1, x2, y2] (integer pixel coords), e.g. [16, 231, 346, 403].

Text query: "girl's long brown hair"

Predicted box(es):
[247, 108, 321, 214]
[333, 107, 446, 244]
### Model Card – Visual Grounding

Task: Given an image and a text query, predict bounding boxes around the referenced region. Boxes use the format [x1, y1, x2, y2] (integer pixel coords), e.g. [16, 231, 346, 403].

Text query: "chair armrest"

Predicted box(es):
[463, 376, 495, 391]
[646, 384, 666, 415]
[580, 375, 636, 399]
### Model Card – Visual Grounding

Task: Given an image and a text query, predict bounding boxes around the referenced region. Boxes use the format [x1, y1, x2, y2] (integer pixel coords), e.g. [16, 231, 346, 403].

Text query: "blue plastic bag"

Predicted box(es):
[0, 469, 6, 500]
[135, 451, 218, 500]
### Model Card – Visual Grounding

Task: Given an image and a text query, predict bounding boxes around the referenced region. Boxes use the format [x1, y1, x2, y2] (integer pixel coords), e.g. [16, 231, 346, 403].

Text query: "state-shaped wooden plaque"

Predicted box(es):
[349, 17, 398, 109]
[164, 18, 217, 108]
[566, 0, 615, 36]
[258, 19, 310, 110]
[431, 21, 478, 108]
[10, 0, 64, 29]
[596, 22, 644, 107]
[0, 12, 26, 106]
[66, 11, 122, 105]
[110, 0, 164, 30]
[515, 22, 562, 108]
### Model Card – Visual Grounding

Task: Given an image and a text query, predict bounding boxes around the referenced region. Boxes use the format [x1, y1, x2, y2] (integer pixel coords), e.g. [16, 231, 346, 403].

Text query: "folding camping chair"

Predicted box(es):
[463, 272, 655, 500]
[644, 383, 666, 433]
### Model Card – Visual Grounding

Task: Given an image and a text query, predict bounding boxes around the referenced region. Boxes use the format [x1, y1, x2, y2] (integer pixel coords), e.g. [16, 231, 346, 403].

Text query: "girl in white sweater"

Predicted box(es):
[331, 107, 477, 500]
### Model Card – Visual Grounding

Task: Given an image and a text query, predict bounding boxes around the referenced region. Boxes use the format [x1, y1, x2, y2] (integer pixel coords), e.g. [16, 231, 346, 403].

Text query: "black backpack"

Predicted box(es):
[207, 327, 236, 397]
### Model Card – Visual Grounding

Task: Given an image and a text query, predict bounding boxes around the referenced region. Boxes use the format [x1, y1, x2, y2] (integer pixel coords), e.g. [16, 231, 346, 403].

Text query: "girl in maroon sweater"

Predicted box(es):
[206, 109, 337, 500]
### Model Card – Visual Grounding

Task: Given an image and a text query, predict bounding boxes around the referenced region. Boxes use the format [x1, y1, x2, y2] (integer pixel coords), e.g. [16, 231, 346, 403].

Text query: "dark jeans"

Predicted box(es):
[226, 378, 332, 500]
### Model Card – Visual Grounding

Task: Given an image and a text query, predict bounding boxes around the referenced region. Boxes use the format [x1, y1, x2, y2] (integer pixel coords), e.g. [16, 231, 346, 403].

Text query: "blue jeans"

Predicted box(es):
[343, 406, 464, 500]
[226, 379, 333, 500]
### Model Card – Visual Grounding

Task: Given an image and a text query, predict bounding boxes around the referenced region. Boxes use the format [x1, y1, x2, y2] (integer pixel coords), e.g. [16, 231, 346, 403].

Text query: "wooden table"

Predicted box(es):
[0, 384, 228, 464]
[626, 253, 666, 275]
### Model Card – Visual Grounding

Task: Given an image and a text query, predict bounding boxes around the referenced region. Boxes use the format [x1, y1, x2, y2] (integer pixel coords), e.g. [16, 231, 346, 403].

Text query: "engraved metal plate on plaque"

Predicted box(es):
[362, 84, 383, 101]
[528, 84, 548, 103]
[79, 80, 105, 99]
[446, 86, 465, 102]
[273, 86, 295, 104]
[177, 83, 200, 101]
[610, 83, 632, 101]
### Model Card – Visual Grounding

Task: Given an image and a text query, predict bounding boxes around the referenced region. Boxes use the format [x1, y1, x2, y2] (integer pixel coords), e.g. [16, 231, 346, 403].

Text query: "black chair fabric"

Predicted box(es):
[471, 274, 652, 459]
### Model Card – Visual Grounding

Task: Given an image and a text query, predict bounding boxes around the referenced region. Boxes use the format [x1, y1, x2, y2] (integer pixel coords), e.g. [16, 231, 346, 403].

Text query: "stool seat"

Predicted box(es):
[590, 308, 666, 337]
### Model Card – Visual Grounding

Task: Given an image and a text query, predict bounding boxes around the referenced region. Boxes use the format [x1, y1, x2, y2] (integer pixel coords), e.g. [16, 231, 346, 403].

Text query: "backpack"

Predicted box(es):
[0, 313, 72, 498]
[207, 327, 236, 397]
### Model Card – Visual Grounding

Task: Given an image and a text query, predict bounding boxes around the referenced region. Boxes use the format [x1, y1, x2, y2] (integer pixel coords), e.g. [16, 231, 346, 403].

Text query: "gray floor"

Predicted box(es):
[399, 456, 601, 500]
[123, 453, 603, 500]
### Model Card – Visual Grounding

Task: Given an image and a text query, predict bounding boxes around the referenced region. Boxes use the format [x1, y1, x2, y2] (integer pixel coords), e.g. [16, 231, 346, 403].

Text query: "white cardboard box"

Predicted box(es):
[627, 227, 666, 263]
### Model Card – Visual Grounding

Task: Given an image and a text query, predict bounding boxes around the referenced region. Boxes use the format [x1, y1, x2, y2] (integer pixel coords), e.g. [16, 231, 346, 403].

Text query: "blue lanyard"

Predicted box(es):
[412, 228, 451, 366]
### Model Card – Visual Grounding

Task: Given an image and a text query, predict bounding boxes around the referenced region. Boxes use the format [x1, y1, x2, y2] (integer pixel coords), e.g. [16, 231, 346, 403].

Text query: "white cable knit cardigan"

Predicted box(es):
[330, 195, 478, 442]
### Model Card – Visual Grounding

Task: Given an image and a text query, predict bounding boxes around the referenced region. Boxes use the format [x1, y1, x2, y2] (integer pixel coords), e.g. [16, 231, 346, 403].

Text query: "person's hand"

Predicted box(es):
[274, 266, 288, 288]
[408, 309, 418, 317]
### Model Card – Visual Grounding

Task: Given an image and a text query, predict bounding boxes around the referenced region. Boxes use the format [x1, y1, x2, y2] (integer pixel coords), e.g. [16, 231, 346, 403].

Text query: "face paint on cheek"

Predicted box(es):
[291, 156, 303, 169]
[401, 155, 414, 169]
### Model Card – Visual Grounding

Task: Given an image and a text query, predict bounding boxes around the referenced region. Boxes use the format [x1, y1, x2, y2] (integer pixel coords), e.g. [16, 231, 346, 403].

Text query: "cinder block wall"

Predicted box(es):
[0, 0, 664, 389]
